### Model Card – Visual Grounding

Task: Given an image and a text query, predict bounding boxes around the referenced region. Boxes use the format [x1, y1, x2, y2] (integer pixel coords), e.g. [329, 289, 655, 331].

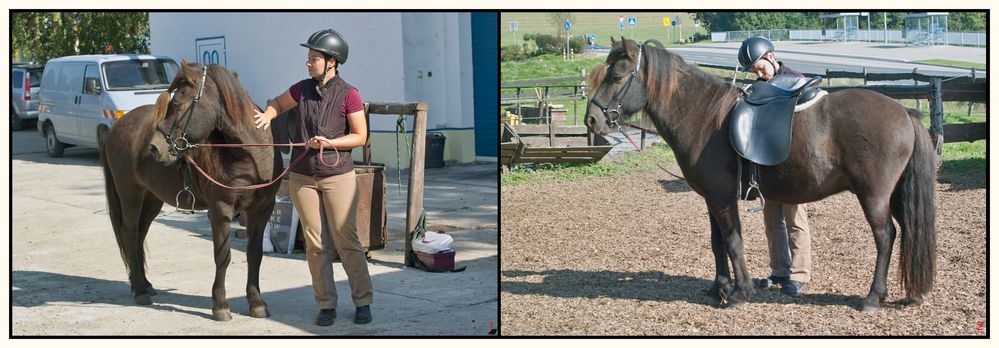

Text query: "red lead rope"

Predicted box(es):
[186, 142, 342, 191]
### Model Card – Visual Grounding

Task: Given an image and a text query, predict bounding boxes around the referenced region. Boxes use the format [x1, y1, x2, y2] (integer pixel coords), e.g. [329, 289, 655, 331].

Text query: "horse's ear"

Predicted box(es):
[610, 36, 616, 45]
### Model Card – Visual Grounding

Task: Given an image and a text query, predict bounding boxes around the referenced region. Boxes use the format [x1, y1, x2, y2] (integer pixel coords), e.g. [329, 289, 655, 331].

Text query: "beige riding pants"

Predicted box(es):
[763, 202, 812, 283]
[289, 171, 373, 309]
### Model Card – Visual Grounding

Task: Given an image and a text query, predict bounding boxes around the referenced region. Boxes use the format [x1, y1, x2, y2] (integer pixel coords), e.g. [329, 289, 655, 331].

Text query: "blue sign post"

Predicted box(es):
[627, 17, 637, 40]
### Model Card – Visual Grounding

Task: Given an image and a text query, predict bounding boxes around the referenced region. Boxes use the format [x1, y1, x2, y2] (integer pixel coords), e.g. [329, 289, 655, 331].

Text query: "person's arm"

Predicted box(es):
[308, 110, 367, 150]
[253, 89, 297, 129]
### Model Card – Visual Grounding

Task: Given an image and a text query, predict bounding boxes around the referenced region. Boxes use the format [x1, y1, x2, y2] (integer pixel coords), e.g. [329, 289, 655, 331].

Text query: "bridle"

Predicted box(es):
[590, 43, 643, 129]
[160, 66, 209, 157]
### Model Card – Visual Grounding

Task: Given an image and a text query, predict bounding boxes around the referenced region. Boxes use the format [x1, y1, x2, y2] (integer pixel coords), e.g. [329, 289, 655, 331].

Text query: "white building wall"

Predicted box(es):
[148, 12, 477, 166]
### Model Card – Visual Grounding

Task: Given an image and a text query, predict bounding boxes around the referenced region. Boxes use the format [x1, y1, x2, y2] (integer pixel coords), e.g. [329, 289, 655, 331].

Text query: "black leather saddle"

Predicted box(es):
[729, 75, 823, 165]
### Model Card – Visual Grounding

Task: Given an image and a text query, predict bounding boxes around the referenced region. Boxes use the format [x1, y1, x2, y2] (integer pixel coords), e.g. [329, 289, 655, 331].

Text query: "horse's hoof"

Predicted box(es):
[147, 287, 158, 296]
[249, 305, 270, 318]
[134, 294, 153, 305]
[213, 308, 233, 321]
[860, 305, 880, 313]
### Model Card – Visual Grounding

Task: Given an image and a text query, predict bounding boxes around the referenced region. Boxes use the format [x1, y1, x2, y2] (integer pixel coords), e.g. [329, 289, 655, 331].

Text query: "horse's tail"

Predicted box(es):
[893, 108, 937, 302]
[100, 144, 132, 278]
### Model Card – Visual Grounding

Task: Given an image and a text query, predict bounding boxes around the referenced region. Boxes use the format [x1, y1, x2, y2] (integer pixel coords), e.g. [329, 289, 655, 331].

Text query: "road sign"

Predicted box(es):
[628, 17, 637, 26]
[510, 21, 518, 32]
[619, 23, 625, 30]
[564, 20, 571, 31]
[619, 15, 624, 23]
[672, 20, 677, 26]
[663, 17, 670, 27]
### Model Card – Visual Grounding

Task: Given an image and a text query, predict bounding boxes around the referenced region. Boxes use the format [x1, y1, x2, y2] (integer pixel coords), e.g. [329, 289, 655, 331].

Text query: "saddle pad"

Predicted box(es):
[794, 89, 827, 112]
[729, 98, 796, 166]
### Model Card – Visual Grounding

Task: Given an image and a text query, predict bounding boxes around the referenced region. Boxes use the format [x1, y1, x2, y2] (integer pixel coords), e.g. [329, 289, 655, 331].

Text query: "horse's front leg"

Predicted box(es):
[208, 208, 235, 321]
[707, 197, 754, 307]
[243, 197, 275, 318]
[707, 211, 733, 304]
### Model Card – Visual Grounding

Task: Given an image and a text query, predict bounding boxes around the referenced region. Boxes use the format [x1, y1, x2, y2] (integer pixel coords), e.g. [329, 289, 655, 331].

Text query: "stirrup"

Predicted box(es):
[744, 180, 765, 213]
[175, 188, 197, 214]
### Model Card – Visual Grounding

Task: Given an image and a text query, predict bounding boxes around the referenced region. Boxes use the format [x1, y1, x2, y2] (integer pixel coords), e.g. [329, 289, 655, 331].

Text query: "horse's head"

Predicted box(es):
[149, 60, 251, 166]
[585, 37, 648, 135]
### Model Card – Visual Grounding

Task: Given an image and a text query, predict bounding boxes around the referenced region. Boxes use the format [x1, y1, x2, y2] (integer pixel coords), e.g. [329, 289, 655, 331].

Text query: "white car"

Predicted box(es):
[37, 54, 178, 157]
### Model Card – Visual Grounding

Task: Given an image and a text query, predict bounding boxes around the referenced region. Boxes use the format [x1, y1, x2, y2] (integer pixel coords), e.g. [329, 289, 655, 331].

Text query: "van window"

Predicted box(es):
[29, 69, 43, 87]
[12, 71, 23, 89]
[83, 65, 102, 94]
[103, 59, 179, 91]
[41, 64, 61, 92]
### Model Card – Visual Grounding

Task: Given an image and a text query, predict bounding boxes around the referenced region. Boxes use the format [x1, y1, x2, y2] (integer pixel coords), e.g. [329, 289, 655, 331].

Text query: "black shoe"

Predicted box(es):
[756, 275, 789, 288]
[782, 280, 806, 296]
[354, 305, 372, 324]
[316, 308, 336, 326]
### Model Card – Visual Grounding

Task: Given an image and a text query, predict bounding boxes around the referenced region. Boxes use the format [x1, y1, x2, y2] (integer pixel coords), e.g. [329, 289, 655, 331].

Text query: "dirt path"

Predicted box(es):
[501, 168, 986, 336]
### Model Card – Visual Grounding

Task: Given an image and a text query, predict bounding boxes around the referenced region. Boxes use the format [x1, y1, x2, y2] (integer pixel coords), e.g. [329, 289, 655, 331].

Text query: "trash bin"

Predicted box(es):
[426, 132, 446, 168]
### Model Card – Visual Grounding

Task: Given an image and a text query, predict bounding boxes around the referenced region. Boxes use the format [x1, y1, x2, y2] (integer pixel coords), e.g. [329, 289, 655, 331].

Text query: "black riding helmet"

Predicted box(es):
[738, 36, 774, 72]
[301, 29, 349, 64]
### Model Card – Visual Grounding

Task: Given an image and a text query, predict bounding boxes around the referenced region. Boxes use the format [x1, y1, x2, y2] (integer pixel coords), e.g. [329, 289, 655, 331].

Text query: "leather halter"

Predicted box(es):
[161, 66, 209, 156]
[590, 43, 643, 129]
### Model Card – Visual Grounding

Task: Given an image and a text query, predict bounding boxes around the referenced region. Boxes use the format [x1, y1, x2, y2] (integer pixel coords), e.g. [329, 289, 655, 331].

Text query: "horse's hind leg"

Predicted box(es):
[857, 192, 896, 313]
[243, 200, 275, 318]
[135, 194, 164, 298]
[117, 192, 154, 305]
[208, 209, 235, 321]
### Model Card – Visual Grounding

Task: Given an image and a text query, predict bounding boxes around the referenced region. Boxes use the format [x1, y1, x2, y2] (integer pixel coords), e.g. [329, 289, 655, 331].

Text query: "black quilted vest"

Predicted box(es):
[290, 75, 355, 177]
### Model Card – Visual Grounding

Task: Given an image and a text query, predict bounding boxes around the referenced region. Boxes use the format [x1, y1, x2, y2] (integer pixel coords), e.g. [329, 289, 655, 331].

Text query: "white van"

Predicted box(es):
[37, 54, 179, 157]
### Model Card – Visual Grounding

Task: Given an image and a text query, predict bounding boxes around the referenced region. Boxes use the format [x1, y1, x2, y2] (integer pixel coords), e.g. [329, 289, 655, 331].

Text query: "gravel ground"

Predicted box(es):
[500, 165, 986, 336]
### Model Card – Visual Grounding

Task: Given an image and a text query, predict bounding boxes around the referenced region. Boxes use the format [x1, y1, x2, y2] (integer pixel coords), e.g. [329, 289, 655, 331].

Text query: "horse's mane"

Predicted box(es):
[638, 41, 740, 148]
[149, 61, 263, 182]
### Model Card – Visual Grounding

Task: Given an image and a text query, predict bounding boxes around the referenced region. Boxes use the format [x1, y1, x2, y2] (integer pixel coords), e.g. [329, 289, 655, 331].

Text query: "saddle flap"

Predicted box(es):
[729, 98, 795, 166]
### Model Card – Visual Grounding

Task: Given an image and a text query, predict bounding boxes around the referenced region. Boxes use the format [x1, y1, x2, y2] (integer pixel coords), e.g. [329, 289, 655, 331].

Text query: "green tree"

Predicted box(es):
[694, 12, 821, 32]
[11, 12, 149, 64]
[948, 12, 985, 31]
[545, 12, 576, 47]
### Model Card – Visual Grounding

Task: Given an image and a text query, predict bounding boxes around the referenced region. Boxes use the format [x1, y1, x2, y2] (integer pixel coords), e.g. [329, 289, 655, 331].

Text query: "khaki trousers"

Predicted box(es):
[763, 202, 811, 283]
[289, 171, 373, 309]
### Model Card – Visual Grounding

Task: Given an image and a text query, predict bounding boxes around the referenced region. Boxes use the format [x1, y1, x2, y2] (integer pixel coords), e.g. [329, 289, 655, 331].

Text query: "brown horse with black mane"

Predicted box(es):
[585, 38, 936, 312]
[101, 61, 279, 321]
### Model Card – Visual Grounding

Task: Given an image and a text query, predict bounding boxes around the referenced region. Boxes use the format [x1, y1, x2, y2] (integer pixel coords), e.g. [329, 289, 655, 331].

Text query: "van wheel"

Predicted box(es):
[11, 106, 25, 131]
[45, 124, 66, 158]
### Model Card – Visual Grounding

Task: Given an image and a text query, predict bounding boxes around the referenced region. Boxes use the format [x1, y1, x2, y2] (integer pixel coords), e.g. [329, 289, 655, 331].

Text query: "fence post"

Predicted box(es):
[825, 68, 831, 86]
[929, 77, 944, 166]
[863, 67, 867, 85]
[913, 67, 921, 110]
[968, 67, 976, 117]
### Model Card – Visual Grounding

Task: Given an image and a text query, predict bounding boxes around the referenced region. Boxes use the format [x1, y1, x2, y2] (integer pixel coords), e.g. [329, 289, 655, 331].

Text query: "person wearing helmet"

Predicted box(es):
[252, 29, 373, 326]
[738, 36, 811, 296]
[738, 36, 804, 81]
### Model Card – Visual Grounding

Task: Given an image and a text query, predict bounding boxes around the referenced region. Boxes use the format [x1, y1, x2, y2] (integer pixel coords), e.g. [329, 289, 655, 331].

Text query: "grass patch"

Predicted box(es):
[501, 54, 606, 81]
[501, 142, 676, 186]
[912, 59, 986, 70]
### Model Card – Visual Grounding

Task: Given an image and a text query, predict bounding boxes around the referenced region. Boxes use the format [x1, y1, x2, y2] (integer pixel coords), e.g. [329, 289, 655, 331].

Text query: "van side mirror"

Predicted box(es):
[85, 77, 102, 94]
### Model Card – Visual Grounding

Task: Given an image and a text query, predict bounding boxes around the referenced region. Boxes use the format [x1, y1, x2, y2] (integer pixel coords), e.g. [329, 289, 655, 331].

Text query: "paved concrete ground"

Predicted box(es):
[9, 127, 498, 336]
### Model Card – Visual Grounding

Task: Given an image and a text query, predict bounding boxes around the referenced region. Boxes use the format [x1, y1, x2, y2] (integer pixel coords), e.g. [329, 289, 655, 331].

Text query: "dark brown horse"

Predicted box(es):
[585, 38, 936, 312]
[100, 61, 279, 321]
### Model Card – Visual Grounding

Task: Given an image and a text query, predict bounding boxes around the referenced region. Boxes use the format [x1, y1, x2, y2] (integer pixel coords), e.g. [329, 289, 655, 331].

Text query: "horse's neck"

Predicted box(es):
[650, 72, 738, 164]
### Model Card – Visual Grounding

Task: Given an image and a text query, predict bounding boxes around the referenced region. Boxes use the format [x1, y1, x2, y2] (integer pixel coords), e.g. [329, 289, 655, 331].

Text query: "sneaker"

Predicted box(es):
[354, 305, 372, 324]
[756, 275, 789, 288]
[316, 308, 336, 326]
[781, 280, 806, 296]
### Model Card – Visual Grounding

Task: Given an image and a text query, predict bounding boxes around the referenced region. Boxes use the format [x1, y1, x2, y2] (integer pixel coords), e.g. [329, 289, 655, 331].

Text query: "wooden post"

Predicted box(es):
[548, 107, 556, 147]
[928, 78, 944, 166]
[862, 67, 868, 85]
[640, 128, 646, 150]
[967, 67, 976, 117]
[404, 102, 429, 267]
[825, 68, 831, 86]
[913, 67, 921, 110]
[362, 103, 372, 165]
